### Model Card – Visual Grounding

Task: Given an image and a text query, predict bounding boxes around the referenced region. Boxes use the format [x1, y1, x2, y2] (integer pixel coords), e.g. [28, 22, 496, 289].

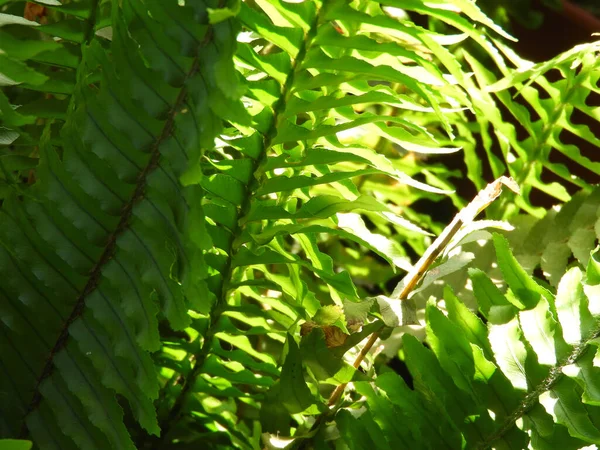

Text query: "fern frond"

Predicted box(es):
[145, 0, 492, 445]
[2, 1, 598, 449]
[410, 186, 600, 313]
[0, 0, 236, 447]
[460, 40, 600, 216]
[0, 0, 109, 196]
[508, 186, 600, 286]
[334, 239, 600, 450]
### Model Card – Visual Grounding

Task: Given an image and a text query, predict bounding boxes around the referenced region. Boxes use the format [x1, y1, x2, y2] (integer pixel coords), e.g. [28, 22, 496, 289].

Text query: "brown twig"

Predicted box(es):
[324, 177, 520, 414]
[294, 177, 520, 450]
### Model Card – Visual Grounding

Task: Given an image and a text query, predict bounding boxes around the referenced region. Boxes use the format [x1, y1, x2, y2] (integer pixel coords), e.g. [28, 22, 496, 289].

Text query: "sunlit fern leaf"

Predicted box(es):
[335, 242, 600, 449]
[510, 186, 600, 286]
[146, 0, 490, 445]
[459, 41, 600, 217]
[410, 186, 600, 316]
[386, 2, 599, 218]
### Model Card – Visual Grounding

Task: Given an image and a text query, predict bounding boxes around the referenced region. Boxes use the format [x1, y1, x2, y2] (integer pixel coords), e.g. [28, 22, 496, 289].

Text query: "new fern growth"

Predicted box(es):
[0, 0, 599, 449]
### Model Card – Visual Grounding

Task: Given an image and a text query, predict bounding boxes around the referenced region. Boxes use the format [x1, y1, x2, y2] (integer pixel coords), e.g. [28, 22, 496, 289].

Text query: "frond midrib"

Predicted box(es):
[21, 26, 215, 428]
[145, 7, 326, 446]
[478, 311, 600, 448]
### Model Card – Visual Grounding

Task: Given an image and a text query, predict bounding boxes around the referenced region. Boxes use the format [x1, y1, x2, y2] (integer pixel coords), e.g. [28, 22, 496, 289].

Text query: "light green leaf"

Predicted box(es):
[373, 295, 417, 327]
[343, 298, 375, 324]
[312, 305, 345, 328]
[238, 3, 301, 57]
[541, 378, 600, 442]
[587, 247, 600, 285]
[469, 268, 518, 321]
[300, 329, 357, 383]
[541, 241, 571, 287]
[555, 267, 594, 345]
[488, 320, 528, 390]
[0, 55, 49, 87]
[410, 252, 474, 298]
[519, 297, 560, 366]
[245, 195, 390, 222]
[568, 228, 597, 267]
[207, 0, 241, 24]
[493, 233, 550, 309]
[444, 286, 493, 359]
[337, 213, 413, 271]
[584, 248, 600, 313]
[0, 128, 20, 146]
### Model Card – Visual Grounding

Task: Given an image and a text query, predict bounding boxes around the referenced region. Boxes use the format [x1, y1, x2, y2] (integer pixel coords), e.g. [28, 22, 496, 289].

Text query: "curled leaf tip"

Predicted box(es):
[497, 176, 521, 195]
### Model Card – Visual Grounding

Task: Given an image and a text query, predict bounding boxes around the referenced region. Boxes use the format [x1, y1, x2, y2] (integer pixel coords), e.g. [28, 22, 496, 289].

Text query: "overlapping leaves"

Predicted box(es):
[458, 39, 600, 218]
[335, 237, 600, 450]
[155, 1, 531, 447]
[0, 0, 113, 193]
[508, 186, 600, 286]
[0, 0, 238, 448]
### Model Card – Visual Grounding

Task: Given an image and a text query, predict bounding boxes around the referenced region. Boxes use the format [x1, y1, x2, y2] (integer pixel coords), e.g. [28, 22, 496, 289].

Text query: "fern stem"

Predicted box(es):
[330, 177, 520, 403]
[477, 325, 600, 449]
[326, 330, 382, 407]
[147, 7, 326, 446]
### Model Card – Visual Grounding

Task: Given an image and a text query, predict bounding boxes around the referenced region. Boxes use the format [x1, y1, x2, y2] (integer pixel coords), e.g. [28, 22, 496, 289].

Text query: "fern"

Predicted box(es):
[333, 239, 600, 450]
[380, 2, 600, 217]
[0, 0, 110, 176]
[147, 0, 478, 445]
[458, 40, 600, 217]
[0, 0, 238, 447]
[0, 0, 599, 449]
[508, 187, 600, 286]
[409, 186, 600, 314]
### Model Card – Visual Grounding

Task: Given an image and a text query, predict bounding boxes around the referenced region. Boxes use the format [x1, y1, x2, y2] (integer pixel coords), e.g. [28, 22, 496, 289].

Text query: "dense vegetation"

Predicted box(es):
[0, 0, 599, 449]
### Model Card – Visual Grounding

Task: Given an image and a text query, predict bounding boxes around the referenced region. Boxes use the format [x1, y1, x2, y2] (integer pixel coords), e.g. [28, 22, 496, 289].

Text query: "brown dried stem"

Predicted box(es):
[325, 176, 520, 410]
